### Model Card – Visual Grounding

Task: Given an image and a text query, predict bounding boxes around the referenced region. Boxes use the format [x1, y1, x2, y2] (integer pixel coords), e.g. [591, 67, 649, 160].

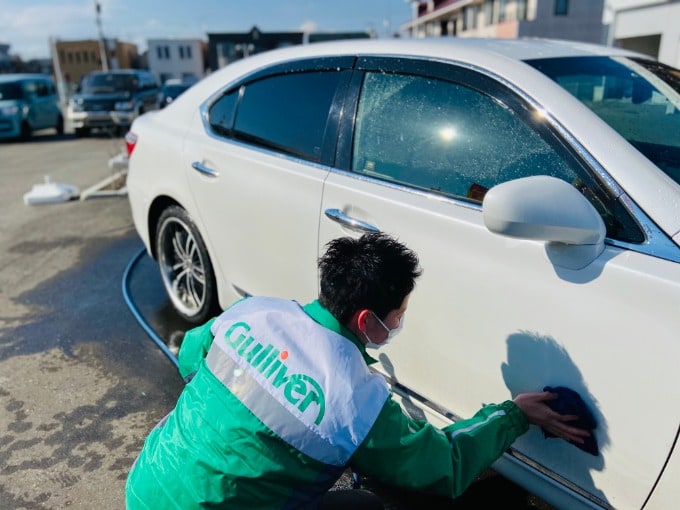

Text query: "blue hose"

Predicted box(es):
[122, 246, 180, 370]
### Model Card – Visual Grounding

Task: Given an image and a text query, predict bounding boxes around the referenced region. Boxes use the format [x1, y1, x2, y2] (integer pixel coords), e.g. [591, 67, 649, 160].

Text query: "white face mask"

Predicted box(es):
[364, 312, 404, 350]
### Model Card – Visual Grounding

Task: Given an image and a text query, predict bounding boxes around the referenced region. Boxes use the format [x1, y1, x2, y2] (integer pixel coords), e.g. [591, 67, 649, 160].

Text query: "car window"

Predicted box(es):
[82, 73, 137, 93]
[231, 71, 346, 162]
[351, 70, 644, 243]
[36, 81, 49, 97]
[23, 81, 37, 96]
[353, 72, 578, 200]
[209, 89, 239, 137]
[163, 84, 189, 96]
[0, 82, 23, 100]
[526, 56, 680, 186]
[140, 73, 159, 90]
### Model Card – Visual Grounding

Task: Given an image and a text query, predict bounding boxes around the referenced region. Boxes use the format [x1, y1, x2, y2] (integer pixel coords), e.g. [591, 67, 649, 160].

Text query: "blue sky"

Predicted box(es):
[1, 0, 649, 60]
[0, 0, 414, 59]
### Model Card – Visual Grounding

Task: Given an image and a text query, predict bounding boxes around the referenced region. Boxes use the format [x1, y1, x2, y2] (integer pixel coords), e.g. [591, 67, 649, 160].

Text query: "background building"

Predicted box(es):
[108, 40, 139, 71]
[54, 40, 104, 88]
[609, 0, 680, 67]
[207, 26, 372, 71]
[147, 38, 207, 84]
[0, 41, 51, 74]
[208, 26, 301, 71]
[54, 38, 140, 89]
[402, 0, 605, 44]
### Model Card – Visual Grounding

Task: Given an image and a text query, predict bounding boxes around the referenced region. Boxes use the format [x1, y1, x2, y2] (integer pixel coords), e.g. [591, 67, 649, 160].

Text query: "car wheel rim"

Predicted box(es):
[158, 217, 207, 318]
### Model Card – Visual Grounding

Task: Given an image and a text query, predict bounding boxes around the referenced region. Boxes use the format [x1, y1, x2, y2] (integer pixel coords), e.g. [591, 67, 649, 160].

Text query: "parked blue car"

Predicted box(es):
[0, 74, 63, 140]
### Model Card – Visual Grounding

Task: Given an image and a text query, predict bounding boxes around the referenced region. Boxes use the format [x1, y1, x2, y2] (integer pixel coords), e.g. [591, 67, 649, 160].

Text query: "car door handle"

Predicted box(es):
[191, 161, 219, 177]
[324, 208, 379, 233]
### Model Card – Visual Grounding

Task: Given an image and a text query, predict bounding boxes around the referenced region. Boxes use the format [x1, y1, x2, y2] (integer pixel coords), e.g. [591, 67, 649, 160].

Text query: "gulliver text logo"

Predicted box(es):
[224, 321, 326, 425]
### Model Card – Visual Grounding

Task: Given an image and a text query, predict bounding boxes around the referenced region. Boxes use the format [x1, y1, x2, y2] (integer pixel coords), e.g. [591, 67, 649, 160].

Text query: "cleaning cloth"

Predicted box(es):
[542, 386, 599, 456]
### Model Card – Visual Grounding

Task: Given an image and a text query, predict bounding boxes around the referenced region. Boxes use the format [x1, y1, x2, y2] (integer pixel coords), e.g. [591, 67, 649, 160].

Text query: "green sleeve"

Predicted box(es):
[350, 398, 529, 499]
[178, 318, 216, 380]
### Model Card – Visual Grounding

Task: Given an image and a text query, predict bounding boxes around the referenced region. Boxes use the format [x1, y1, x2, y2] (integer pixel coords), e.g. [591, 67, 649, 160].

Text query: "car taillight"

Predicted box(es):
[125, 131, 138, 157]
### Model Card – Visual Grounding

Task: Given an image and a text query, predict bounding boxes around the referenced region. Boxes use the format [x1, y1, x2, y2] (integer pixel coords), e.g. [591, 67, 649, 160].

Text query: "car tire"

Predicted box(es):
[20, 121, 31, 141]
[55, 114, 64, 135]
[155, 206, 220, 324]
[74, 127, 90, 137]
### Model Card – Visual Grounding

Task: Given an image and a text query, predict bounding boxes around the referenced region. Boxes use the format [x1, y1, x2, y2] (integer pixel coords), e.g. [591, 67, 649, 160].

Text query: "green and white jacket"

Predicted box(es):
[126, 296, 529, 509]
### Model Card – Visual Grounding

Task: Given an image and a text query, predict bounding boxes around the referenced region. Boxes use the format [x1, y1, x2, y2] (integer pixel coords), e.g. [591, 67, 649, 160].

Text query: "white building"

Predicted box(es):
[147, 39, 206, 84]
[608, 0, 680, 67]
[402, 0, 605, 44]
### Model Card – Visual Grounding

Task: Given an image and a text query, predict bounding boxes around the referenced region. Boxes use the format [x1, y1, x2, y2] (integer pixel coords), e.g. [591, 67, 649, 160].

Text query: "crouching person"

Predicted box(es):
[126, 233, 589, 509]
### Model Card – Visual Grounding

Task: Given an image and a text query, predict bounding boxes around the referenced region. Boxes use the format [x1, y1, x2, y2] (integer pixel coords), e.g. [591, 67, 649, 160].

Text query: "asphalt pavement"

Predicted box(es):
[0, 130, 184, 509]
[0, 129, 551, 509]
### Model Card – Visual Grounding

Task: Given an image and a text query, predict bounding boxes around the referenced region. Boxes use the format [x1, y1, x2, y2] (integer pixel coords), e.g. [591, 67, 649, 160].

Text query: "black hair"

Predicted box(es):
[318, 233, 422, 325]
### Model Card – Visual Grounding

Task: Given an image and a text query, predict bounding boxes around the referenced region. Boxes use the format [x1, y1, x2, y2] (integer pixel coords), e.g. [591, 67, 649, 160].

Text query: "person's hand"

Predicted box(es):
[513, 391, 591, 444]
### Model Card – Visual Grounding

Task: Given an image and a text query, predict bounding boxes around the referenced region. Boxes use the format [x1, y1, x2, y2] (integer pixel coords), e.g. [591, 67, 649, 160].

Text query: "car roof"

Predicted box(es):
[200, 37, 652, 100]
[195, 37, 652, 105]
[233, 37, 649, 68]
[163, 83, 191, 90]
[0, 73, 53, 83]
[422, 36, 648, 60]
[85, 69, 149, 76]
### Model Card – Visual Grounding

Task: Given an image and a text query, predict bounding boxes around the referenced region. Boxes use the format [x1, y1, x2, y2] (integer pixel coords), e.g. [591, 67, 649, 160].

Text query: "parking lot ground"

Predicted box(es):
[0, 131, 553, 509]
[0, 132, 184, 509]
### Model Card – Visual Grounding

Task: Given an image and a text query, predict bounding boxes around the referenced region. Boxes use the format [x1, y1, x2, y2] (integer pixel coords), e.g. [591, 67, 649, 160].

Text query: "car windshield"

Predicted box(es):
[0, 82, 24, 100]
[526, 55, 680, 186]
[81, 73, 138, 93]
[162, 84, 190, 96]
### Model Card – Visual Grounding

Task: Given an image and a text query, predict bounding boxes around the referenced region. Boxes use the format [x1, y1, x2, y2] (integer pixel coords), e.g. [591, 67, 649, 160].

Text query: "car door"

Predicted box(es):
[21, 80, 43, 129]
[31, 79, 57, 129]
[319, 58, 680, 509]
[41, 79, 61, 127]
[183, 58, 353, 306]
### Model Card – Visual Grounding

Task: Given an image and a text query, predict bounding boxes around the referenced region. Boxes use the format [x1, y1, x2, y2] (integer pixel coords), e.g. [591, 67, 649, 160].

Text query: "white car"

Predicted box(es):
[126, 38, 680, 510]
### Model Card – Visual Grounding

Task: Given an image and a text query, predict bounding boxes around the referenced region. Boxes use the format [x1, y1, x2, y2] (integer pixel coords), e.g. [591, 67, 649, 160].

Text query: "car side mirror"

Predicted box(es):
[482, 176, 606, 270]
